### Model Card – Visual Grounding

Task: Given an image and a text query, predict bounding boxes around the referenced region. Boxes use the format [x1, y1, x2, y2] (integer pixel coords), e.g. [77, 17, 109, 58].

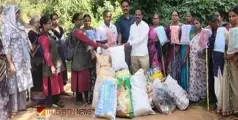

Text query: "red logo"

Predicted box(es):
[37, 107, 46, 116]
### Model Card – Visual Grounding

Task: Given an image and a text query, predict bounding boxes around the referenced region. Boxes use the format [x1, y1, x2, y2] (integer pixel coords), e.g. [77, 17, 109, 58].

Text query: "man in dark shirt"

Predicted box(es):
[115, 0, 135, 69]
[207, 15, 219, 108]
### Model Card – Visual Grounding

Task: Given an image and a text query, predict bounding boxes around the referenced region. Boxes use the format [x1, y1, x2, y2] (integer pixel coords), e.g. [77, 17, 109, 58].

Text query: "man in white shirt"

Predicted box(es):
[96, 10, 117, 54]
[96, 10, 117, 43]
[124, 9, 149, 74]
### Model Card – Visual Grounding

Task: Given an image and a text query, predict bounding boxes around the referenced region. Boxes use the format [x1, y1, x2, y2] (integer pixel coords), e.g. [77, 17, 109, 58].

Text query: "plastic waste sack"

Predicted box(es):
[152, 79, 176, 115]
[145, 71, 154, 108]
[109, 46, 128, 71]
[95, 80, 117, 120]
[164, 75, 189, 110]
[92, 53, 116, 109]
[116, 69, 134, 118]
[131, 69, 155, 117]
[148, 68, 164, 81]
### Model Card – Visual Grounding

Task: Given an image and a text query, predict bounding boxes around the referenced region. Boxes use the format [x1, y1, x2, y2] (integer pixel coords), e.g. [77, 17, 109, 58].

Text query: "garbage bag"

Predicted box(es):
[131, 69, 155, 117]
[116, 69, 134, 118]
[152, 79, 176, 115]
[95, 80, 117, 120]
[165, 75, 189, 110]
[109, 46, 128, 71]
[148, 68, 164, 81]
[92, 53, 115, 109]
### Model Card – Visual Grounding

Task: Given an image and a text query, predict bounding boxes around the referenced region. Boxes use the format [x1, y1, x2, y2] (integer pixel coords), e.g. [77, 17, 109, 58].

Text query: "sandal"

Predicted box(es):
[75, 101, 83, 107]
[54, 101, 65, 108]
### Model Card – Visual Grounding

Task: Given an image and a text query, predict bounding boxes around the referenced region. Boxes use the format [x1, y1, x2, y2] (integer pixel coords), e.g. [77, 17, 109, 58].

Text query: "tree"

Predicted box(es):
[130, 0, 238, 25]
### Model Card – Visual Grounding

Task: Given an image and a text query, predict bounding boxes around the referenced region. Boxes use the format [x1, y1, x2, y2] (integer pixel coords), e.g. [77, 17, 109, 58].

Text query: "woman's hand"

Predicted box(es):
[224, 54, 234, 60]
[51, 66, 56, 74]
[8, 63, 16, 76]
[100, 44, 108, 49]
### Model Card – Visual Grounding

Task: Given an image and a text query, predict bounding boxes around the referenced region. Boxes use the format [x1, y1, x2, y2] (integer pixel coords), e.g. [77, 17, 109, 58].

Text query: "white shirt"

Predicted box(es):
[214, 27, 229, 53]
[128, 20, 149, 56]
[96, 22, 118, 41]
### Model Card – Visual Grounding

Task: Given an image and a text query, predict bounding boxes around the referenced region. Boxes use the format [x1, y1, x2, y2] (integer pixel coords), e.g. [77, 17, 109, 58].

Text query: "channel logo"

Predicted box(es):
[37, 107, 46, 116]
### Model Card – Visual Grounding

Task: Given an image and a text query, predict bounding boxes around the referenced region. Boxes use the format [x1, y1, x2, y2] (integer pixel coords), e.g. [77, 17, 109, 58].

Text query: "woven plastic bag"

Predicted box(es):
[131, 69, 155, 117]
[95, 80, 117, 120]
[116, 69, 134, 118]
[92, 53, 116, 109]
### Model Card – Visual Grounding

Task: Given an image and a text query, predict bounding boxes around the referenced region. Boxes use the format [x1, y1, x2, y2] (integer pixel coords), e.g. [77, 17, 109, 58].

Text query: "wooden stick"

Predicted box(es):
[186, 57, 189, 91]
[206, 48, 210, 111]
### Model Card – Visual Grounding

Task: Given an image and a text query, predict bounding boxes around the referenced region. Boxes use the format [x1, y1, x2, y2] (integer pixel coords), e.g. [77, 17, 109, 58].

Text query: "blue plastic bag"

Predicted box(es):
[95, 80, 117, 119]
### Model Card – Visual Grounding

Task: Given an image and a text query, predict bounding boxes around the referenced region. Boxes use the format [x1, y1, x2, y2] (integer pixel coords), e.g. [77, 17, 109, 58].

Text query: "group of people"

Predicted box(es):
[0, 0, 238, 119]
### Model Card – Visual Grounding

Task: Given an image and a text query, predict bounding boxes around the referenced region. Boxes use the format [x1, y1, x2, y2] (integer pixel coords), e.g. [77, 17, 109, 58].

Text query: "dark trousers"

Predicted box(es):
[213, 51, 224, 77]
[124, 46, 132, 71]
[47, 77, 59, 105]
[208, 49, 217, 104]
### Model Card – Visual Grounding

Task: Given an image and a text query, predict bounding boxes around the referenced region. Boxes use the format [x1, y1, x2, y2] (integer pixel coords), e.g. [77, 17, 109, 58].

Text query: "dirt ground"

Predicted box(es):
[10, 83, 238, 120]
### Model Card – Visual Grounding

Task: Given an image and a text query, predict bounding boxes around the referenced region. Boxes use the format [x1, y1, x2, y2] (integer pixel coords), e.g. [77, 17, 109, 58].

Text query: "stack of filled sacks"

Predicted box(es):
[109, 46, 134, 118]
[93, 53, 117, 119]
[94, 46, 155, 119]
[148, 75, 189, 114]
[146, 68, 189, 114]
[92, 53, 116, 109]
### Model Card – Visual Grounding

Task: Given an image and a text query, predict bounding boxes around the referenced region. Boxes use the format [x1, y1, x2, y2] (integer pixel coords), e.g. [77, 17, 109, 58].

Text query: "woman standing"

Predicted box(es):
[38, 15, 65, 107]
[28, 16, 45, 105]
[50, 13, 68, 86]
[1, 5, 33, 114]
[215, 11, 228, 27]
[0, 5, 9, 120]
[220, 6, 238, 115]
[82, 14, 97, 104]
[188, 18, 207, 102]
[0, 53, 8, 119]
[180, 12, 193, 91]
[70, 13, 107, 106]
[166, 11, 182, 82]
[148, 14, 163, 71]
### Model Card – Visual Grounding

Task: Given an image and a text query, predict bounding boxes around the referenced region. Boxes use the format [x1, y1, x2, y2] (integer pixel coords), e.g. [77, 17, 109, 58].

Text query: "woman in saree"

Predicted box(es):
[38, 15, 65, 108]
[166, 11, 182, 82]
[219, 6, 238, 115]
[28, 16, 46, 105]
[148, 14, 164, 73]
[180, 12, 193, 91]
[1, 5, 33, 114]
[188, 17, 207, 102]
[70, 13, 107, 106]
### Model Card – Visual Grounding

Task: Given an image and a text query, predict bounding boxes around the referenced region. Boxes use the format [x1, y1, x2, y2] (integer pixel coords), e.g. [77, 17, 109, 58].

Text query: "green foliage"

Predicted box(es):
[130, 0, 238, 25]
[1, 0, 237, 31]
